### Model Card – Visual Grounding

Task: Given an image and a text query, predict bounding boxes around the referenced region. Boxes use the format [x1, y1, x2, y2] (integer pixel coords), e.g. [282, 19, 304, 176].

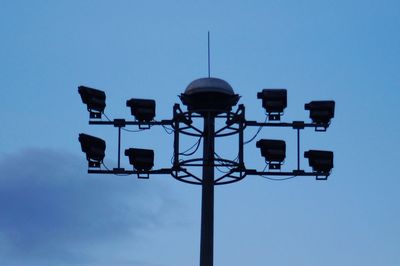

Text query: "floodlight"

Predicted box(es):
[126, 98, 156, 122]
[78, 133, 106, 168]
[257, 89, 287, 120]
[78, 86, 106, 119]
[256, 139, 286, 169]
[180, 78, 240, 115]
[304, 101, 335, 126]
[304, 150, 333, 174]
[124, 148, 154, 171]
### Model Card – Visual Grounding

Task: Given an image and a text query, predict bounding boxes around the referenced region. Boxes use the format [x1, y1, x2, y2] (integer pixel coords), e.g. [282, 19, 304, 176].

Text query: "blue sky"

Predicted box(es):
[1, 0, 399, 265]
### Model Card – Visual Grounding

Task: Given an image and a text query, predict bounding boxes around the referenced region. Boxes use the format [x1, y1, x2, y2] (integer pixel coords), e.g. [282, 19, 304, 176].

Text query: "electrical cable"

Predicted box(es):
[179, 137, 202, 156]
[214, 152, 238, 170]
[231, 154, 239, 162]
[101, 162, 132, 176]
[260, 175, 297, 181]
[102, 111, 149, 132]
[122, 127, 147, 133]
[214, 152, 231, 167]
[102, 112, 113, 122]
[162, 125, 174, 134]
[214, 154, 231, 173]
[244, 116, 267, 145]
[259, 164, 297, 181]
[215, 166, 231, 174]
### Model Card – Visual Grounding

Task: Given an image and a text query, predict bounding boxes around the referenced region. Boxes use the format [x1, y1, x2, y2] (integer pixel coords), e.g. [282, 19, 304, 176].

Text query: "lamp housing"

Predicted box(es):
[78, 133, 106, 168]
[180, 78, 240, 115]
[257, 89, 287, 120]
[78, 86, 106, 119]
[126, 98, 156, 122]
[256, 139, 286, 169]
[125, 148, 154, 171]
[304, 150, 333, 174]
[304, 101, 335, 126]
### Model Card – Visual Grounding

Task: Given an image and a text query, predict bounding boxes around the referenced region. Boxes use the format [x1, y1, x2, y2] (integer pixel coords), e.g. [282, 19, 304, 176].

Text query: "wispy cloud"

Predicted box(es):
[0, 148, 175, 266]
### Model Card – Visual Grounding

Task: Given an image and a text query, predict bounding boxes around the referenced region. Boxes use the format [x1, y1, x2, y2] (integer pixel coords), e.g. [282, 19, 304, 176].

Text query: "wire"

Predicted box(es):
[170, 138, 202, 165]
[217, 152, 239, 163]
[213, 152, 240, 179]
[259, 164, 297, 181]
[231, 154, 239, 162]
[214, 152, 238, 169]
[101, 162, 132, 176]
[122, 127, 146, 133]
[214, 152, 233, 173]
[179, 137, 202, 156]
[215, 166, 231, 174]
[101, 112, 149, 133]
[244, 116, 267, 145]
[101, 161, 112, 171]
[260, 175, 297, 181]
[102, 112, 113, 122]
[162, 125, 174, 134]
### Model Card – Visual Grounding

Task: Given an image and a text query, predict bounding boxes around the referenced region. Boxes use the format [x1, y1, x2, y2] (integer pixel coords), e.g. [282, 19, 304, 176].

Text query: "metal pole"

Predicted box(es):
[200, 112, 215, 266]
[297, 128, 300, 171]
[117, 126, 121, 169]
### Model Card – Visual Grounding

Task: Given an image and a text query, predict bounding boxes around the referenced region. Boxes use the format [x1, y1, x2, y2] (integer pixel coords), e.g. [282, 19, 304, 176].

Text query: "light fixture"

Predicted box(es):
[304, 101, 335, 128]
[304, 150, 333, 175]
[78, 133, 106, 168]
[257, 89, 287, 121]
[78, 86, 106, 119]
[256, 139, 286, 169]
[126, 98, 156, 122]
[124, 148, 154, 171]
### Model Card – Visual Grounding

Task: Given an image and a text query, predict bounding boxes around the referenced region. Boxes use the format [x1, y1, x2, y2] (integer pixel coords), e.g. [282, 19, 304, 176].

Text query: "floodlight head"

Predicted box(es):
[78, 133, 106, 168]
[256, 139, 286, 169]
[304, 150, 334, 174]
[124, 148, 154, 171]
[305, 101, 335, 126]
[78, 86, 106, 119]
[126, 98, 156, 122]
[180, 77, 240, 115]
[257, 89, 287, 120]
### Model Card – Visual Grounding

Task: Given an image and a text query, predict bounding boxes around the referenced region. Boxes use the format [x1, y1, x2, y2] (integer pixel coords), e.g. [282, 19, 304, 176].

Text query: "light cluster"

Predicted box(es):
[78, 87, 156, 172]
[78, 80, 335, 178]
[255, 88, 335, 175]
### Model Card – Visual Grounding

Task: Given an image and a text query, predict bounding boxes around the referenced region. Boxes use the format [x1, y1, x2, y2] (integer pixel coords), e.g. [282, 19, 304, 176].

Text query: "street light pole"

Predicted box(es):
[78, 78, 335, 266]
[200, 112, 215, 266]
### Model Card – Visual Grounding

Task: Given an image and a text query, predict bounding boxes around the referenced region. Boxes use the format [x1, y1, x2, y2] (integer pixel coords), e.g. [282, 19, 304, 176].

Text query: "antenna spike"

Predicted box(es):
[208, 31, 211, 78]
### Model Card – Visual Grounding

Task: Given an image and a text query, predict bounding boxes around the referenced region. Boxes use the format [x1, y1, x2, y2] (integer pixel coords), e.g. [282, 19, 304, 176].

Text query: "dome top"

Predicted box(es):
[184, 77, 235, 95]
[180, 77, 239, 115]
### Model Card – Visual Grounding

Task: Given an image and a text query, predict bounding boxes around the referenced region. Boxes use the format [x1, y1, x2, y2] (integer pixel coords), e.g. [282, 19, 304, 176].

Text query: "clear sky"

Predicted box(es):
[1, 0, 399, 265]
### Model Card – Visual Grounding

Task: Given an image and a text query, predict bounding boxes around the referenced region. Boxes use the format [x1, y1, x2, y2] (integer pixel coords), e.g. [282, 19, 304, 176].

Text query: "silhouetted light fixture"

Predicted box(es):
[125, 148, 154, 171]
[256, 139, 286, 169]
[257, 89, 287, 120]
[304, 150, 333, 175]
[304, 101, 335, 127]
[126, 98, 156, 122]
[78, 133, 106, 168]
[180, 77, 240, 114]
[78, 86, 106, 119]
